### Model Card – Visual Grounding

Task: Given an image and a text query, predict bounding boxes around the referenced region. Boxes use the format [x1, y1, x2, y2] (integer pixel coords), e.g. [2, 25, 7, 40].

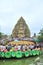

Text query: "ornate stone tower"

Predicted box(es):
[12, 17, 30, 38]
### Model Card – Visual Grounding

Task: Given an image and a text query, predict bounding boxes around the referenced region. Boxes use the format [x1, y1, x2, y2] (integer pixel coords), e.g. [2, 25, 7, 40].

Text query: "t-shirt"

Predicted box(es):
[29, 45, 34, 49]
[0, 45, 6, 51]
[18, 45, 21, 50]
[22, 45, 26, 51]
[2, 46, 6, 51]
[14, 46, 18, 51]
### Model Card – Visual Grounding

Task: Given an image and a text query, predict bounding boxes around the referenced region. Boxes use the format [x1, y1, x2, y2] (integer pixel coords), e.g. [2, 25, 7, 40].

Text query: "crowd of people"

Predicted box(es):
[0, 42, 41, 52]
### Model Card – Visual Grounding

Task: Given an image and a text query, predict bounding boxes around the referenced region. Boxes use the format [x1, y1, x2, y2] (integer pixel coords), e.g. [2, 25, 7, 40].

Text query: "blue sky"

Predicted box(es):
[0, 0, 43, 36]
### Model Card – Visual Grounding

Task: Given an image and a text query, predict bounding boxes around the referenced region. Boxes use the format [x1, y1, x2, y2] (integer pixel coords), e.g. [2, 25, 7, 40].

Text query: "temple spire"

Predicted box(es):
[12, 17, 30, 38]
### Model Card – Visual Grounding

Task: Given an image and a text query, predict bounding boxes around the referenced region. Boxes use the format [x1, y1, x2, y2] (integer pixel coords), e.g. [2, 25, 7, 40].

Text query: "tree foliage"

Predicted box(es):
[38, 28, 43, 42]
[0, 32, 2, 40]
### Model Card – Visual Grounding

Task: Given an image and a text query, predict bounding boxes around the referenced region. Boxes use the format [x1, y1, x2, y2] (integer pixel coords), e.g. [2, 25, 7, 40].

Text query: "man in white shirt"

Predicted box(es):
[29, 44, 34, 50]
[22, 45, 26, 51]
[18, 45, 21, 51]
[0, 44, 6, 52]
[14, 45, 18, 51]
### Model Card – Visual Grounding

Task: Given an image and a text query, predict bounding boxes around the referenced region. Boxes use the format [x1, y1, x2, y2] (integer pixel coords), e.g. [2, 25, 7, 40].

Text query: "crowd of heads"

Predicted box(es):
[0, 41, 41, 52]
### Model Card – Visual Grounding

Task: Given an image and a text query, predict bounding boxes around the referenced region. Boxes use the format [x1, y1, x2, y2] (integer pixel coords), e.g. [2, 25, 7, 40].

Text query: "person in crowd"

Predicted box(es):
[17, 44, 21, 51]
[14, 44, 18, 51]
[21, 44, 26, 51]
[36, 43, 40, 48]
[36, 43, 41, 50]
[0, 44, 1, 51]
[10, 45, 14, 51]
[2, 44, 6, 52]
[0, 44, 3, 52]
[26, 44, 30, 51]
[29, 44, 35, 50]
[7, 44, 12, 51]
